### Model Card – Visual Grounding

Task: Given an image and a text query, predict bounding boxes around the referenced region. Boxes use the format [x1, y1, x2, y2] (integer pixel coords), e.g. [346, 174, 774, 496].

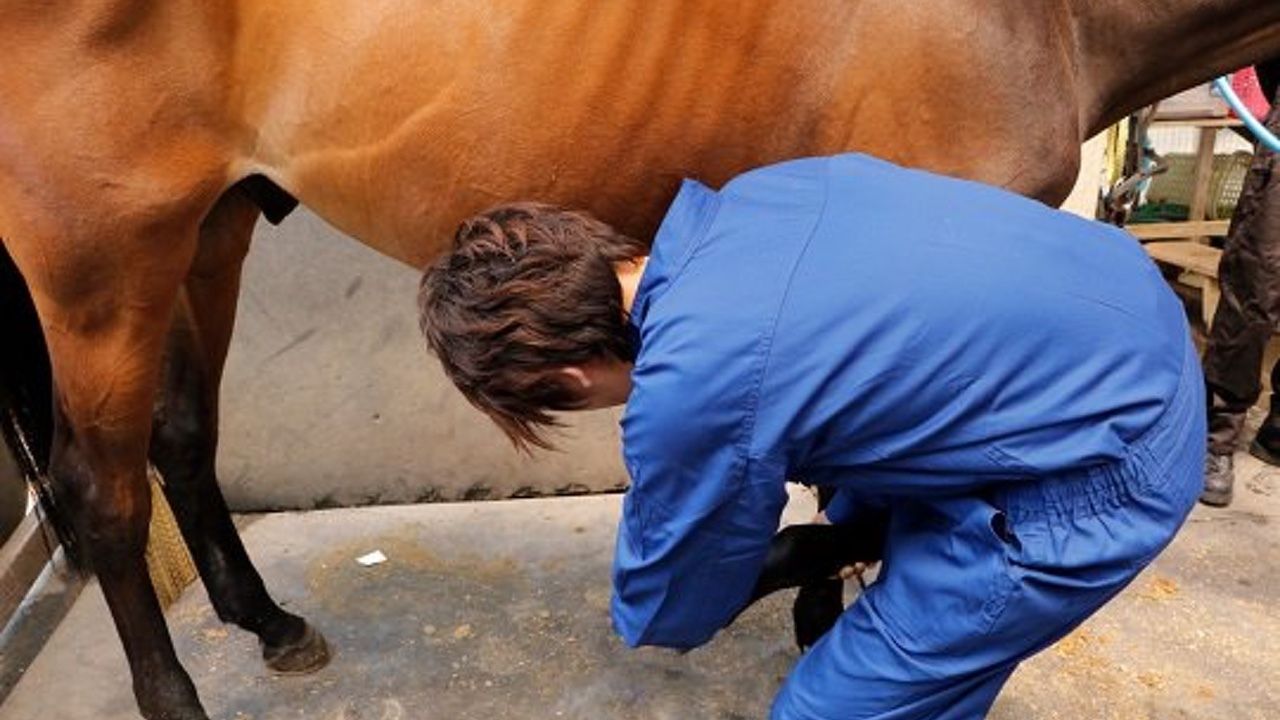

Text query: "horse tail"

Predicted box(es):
[0, 239, 81, 566]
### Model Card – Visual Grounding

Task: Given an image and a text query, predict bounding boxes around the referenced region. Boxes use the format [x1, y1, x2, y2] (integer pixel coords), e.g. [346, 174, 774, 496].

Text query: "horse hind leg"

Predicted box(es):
[148, 185, 329, 674]
[0, 242, 58, 537]
[9, 221, 209, 718]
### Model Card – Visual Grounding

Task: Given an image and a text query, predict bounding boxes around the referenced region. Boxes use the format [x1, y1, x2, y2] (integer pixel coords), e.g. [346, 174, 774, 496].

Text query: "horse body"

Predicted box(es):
[238, 0, 1084, 265]
[2, 2, 1279, 718]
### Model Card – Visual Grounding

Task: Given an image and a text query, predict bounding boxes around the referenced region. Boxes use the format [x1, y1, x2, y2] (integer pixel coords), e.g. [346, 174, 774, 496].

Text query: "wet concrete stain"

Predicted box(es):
[306, 534, 527, 610]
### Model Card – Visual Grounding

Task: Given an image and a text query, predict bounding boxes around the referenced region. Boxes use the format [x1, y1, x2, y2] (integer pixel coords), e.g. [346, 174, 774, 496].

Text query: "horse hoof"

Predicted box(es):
[263, 622, 331, 675]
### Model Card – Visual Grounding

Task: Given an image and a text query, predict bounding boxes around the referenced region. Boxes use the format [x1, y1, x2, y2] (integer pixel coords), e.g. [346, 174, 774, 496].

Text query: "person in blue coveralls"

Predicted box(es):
[417, 153, 1204, 719]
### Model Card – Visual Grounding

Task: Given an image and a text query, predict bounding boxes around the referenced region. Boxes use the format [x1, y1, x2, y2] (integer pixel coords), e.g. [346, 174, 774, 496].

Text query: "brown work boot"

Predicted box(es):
[1201, 452, 1234, 507]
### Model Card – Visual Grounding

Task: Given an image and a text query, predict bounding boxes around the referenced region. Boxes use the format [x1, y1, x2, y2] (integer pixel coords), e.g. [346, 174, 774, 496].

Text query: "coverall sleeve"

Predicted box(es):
[611, 416, 788, 650]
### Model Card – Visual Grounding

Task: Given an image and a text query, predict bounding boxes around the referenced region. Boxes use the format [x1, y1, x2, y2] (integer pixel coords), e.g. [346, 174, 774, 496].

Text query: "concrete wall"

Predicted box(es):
[219, 211, 627, 511]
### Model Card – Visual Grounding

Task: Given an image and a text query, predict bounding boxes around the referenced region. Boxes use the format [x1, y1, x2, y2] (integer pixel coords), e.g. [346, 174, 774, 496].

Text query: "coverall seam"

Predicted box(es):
[665, 187, 723, 288]
[744, 160, 832, 461]
[639, 184, 759, 465]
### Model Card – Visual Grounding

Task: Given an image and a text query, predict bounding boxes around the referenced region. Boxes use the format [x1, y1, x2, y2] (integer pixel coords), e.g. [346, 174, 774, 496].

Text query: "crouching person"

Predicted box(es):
[418, 153, 1203, 719]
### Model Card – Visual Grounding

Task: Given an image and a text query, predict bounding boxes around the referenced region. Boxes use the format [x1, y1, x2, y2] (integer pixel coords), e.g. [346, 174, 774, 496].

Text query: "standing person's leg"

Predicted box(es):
[771, 346, 1203, 719]
[1202, 83, 1280, 506]
[1252, 354, 1280, 464]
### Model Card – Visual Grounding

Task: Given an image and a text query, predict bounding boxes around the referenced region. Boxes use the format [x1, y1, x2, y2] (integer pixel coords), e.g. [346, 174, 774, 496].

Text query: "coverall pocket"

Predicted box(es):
[870, 497, 1020, 650]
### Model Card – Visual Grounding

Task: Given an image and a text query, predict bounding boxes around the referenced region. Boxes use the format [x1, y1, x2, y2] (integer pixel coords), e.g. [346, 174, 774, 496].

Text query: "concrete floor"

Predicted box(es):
[2, 470, 1277, 720]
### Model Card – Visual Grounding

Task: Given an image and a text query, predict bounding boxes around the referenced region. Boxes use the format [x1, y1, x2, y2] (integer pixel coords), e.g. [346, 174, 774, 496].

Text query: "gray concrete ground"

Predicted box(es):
[218, 209, 627, 512]
[1, 474, 1276, 720]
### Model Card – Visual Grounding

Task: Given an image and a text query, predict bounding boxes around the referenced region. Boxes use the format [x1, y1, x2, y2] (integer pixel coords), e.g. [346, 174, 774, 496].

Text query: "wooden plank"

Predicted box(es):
[1187, 126, 1219, 243]
[1127, 220, 1231, 240]
[1145, 240, 1222, 278]
[1145, 240, 1225, 331]
[1150, 117, 1243, 128]
[0, 512, 53, 631]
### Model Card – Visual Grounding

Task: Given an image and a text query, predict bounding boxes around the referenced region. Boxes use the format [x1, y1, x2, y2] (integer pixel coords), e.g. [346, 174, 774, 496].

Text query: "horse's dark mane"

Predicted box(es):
[0, 240, 80, 566]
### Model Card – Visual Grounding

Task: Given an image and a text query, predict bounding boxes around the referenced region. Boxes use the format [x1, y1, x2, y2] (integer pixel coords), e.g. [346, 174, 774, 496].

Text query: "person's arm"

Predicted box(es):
[611, 419, 787, 650]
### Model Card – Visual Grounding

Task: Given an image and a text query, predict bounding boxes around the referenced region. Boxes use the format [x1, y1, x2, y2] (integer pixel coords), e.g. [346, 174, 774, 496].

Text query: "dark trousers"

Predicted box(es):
[1202, 89, 1280, 455]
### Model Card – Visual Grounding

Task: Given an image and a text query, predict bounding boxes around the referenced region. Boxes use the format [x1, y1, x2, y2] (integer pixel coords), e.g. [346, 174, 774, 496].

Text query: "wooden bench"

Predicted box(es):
[1143, 240, 1222, 327]
[1127, 220, 1230, 241]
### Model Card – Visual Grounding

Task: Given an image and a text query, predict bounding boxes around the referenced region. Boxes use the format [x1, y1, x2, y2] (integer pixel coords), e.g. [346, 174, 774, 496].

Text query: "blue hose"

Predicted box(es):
[1213, 75, 1280, 152]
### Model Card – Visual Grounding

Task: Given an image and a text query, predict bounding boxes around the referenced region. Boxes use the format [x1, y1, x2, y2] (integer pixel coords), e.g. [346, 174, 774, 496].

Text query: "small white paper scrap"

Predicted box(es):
[356, 550, 388, 567]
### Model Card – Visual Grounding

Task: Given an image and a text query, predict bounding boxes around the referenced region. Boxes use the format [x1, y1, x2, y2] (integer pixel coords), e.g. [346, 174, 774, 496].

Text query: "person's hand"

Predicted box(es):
[812, 512, 876, 587]
[837, 561, 876, 590]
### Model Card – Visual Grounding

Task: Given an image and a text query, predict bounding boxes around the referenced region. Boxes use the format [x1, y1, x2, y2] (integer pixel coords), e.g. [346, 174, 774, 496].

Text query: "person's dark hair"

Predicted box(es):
[419, 203, 646, 450]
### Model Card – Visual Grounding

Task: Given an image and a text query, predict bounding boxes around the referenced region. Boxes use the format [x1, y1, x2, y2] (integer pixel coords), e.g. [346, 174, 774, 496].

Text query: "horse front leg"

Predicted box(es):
[19, 235, 209, 719]
[742, 491, 889, 650]
[791, 487, 845, 650]
[51, 403, 206, 719]
[149, 189, 329, 674]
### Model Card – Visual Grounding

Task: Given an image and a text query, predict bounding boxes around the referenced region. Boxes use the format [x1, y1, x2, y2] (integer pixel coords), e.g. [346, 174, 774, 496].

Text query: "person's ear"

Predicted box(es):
[556, 366, 594, 394]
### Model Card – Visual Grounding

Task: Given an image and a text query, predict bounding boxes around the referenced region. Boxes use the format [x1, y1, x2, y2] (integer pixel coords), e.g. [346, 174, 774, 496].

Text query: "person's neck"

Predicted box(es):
[615, 256, 649, 314]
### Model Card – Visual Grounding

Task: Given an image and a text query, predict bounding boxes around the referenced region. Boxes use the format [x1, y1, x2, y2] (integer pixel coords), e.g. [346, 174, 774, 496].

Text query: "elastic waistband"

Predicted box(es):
[997, 335, 1204, 523]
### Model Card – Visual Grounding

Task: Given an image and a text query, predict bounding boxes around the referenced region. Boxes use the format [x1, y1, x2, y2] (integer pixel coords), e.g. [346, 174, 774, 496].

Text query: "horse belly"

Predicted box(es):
[237, 0, 1080, 267]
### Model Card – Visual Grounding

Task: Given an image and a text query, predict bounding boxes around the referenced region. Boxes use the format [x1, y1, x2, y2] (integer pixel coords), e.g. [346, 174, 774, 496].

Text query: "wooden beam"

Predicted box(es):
[1145, 240, 1223, 278]
[1144, 240, 1225, 329]
[1188, 126, 1219, 234]
[1150, 117, 1243, 128]
[1127, 220, 1231, 240]
[0, 513, 53, 632]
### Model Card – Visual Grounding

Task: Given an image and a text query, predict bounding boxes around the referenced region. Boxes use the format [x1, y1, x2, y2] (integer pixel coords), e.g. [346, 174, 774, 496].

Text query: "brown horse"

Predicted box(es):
[2, 2, 1279, 718]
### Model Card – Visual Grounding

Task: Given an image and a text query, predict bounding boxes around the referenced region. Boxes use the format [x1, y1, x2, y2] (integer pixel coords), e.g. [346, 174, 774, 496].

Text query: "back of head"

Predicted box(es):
[418, 203, 645, 450]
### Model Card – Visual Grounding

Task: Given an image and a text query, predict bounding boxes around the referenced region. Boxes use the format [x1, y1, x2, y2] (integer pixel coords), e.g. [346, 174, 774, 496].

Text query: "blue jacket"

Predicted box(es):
[611, 154, 1188, 649]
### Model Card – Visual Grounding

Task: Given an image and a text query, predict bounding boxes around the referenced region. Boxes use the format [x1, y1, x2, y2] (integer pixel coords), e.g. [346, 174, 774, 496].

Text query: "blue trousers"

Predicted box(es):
[772, 339, 1204, 719]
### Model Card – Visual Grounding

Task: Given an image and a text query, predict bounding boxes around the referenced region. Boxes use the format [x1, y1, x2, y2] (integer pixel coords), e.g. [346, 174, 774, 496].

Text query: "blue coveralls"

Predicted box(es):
[611, 154, 1204, 718]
